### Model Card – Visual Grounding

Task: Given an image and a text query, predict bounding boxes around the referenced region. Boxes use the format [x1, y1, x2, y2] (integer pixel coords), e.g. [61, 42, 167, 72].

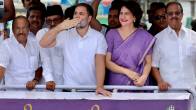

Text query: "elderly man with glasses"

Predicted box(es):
[152, 2, 196, 109]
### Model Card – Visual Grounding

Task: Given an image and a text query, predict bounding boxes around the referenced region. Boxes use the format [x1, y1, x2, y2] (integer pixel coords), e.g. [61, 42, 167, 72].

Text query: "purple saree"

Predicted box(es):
[106, 28, 156, 85]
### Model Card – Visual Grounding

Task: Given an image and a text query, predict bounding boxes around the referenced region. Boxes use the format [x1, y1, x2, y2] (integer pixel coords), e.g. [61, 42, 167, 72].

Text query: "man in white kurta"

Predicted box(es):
[40, 3, 111, 96]
[37, 29, 64, 84]
[36, 5, 64, 90]
[152, 2, 196, 110]
[152, 1, 196, 92]
[152, 26, 196, 88]
[56, 27, 107, 86]
[0, 16, 39, 90]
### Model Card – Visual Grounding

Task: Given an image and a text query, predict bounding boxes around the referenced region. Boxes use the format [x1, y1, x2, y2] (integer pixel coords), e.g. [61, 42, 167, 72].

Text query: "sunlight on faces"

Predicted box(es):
[13, 18, 29, 44]
[73, 6, 91, 29]
[166, 4, 183, 30]
[28, 10, 42, 32]
[76, 19, 88, 28]
[119, 6, 135, 27]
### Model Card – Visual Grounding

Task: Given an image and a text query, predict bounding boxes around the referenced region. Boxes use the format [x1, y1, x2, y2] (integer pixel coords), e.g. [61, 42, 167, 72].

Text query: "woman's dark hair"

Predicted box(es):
[120, 1, 143, 27]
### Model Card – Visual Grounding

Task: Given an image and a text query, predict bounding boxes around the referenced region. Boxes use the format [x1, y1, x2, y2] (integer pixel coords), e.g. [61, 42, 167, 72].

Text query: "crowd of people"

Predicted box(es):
[0, 0, 196, 100]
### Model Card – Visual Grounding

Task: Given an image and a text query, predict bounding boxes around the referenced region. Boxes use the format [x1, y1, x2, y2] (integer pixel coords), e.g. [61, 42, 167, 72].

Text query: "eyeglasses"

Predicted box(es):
[166, 11, 182, 17]
[46, 17, 62, 25]
[154, 15, 166, 21]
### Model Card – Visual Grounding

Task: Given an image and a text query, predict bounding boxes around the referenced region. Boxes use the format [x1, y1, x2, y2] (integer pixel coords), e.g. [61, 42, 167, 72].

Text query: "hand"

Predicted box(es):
[57, 18, 80, 31]
[125, 70, 140, 81]
[158, 81, 171, 91]
[96, 86, 112, 97]
[134, 75, 148, 87]
[46, 81, 56, 91]
[26, 80, 38, 90]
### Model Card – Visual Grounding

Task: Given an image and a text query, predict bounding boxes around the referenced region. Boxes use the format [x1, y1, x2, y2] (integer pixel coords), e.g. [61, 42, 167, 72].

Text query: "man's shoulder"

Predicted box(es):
[89, 27, 104, 37]
[185, 28, 196, 41]
[36, 28, 49, 41]
[2, 38, 13, 45]
[36, 28, 49, 37]
[0, 38, 13, 51]
[38, 28, 49, 33]
[185, 27, 196, 34]
[155, 27, 168, 39]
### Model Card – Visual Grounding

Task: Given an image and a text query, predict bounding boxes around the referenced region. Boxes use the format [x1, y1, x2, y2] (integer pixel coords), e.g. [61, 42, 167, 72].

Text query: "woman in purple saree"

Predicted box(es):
[106, 1, 156, 86]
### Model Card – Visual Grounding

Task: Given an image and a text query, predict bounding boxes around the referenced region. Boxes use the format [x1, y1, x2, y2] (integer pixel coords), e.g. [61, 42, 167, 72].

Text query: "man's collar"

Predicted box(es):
[74, 26, 92, 39]
[167, 25, 187, 38]
[167, 25, 186, 34]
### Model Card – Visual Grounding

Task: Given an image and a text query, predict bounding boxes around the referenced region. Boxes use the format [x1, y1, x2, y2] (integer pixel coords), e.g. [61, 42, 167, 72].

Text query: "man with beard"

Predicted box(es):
[27, 5, 64, 91]
[152, 2, 196, 109]
[0, 16, 40, 90]
[39, 3, 111, 96]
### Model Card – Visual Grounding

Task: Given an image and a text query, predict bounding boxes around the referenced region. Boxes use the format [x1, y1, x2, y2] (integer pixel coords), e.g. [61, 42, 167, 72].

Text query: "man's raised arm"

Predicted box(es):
[39, 18, 80, 48]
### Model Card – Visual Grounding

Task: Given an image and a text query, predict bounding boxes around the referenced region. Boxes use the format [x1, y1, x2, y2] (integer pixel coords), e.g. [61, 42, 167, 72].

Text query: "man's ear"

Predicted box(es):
[88, 16, 92, 23]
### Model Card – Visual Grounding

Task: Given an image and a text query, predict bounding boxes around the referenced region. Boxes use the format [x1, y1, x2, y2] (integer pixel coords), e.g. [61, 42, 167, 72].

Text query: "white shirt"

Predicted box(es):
[56, 27, 107, 85]
[36, 28, 64, 84]
[152, 26, 196, 88]
[0, 34, 40, 85]
[29, 32, 36, 40]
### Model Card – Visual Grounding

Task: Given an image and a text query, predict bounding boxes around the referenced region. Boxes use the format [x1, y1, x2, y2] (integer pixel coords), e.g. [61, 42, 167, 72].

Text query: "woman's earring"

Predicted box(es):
[133, 19, 136, 23]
